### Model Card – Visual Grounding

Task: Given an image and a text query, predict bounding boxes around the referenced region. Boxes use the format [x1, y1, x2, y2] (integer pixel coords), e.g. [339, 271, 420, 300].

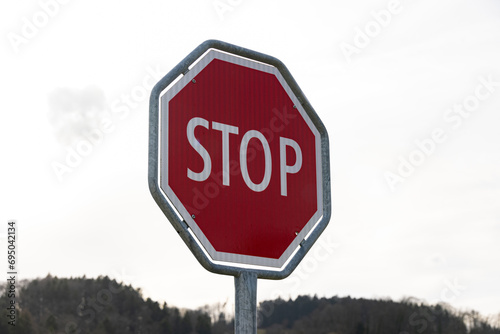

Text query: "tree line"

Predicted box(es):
[0, 275, 498, 334]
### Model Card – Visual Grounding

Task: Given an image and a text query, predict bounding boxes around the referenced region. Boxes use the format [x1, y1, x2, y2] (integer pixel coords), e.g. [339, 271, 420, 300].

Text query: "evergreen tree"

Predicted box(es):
[196, 313, 212, 334]
[180, 312, 193, 334]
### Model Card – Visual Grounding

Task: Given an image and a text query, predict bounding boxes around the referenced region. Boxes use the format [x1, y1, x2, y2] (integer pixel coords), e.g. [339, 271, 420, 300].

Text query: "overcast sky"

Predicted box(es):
[1, 0, 499, 320]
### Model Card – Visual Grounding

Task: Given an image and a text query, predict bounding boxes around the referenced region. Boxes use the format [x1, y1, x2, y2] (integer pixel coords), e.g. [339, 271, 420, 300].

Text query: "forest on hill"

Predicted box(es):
[1, 275, 499, 334]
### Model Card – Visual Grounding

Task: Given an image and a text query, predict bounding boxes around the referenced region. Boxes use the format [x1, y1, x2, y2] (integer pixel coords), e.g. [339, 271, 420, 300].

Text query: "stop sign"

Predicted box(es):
[149, 40, 330, 275]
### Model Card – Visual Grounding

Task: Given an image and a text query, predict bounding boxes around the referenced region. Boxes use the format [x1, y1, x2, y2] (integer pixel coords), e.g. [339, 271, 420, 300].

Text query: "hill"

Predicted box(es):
[0, 275, 498, 334]
[0, 275, 224, 334]
[258, 295, 500, 334]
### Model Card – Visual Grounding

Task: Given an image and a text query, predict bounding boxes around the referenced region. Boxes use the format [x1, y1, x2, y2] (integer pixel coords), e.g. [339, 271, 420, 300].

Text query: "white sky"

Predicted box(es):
[1, 0, 499, 319]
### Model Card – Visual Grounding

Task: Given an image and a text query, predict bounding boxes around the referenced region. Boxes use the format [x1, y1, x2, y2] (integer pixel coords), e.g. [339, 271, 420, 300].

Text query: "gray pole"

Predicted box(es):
[234, 271, 258, 334]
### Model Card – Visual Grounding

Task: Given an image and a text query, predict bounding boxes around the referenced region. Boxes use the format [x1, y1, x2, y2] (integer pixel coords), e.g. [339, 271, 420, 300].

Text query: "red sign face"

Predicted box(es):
[160, 50, 323, 268]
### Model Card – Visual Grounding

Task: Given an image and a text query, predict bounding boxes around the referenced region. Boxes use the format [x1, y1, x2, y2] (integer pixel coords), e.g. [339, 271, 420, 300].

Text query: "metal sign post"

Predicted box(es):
[235, 271, 258, 333]
[148, 39, 331, 334]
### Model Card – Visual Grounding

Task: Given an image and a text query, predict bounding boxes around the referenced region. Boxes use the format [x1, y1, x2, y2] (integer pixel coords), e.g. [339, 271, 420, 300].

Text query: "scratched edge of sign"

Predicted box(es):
[148, 39, 331, 279]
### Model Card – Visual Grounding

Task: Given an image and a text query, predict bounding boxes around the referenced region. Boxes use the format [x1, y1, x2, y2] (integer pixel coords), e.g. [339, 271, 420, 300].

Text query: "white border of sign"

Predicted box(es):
[158, 49, 323, 268]
[149, 40, 331, 279]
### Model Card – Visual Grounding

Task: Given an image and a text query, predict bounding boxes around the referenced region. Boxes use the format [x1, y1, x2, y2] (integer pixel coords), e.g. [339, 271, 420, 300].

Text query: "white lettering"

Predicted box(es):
[212, 121, 239, 186]
[280, 137, 302, 196]
[187, 117, 212, 182]
[240, 130, 272, 192]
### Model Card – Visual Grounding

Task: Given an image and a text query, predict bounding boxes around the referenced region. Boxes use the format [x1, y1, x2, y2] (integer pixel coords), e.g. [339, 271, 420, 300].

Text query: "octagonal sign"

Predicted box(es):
[149, 40, 330, 276]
